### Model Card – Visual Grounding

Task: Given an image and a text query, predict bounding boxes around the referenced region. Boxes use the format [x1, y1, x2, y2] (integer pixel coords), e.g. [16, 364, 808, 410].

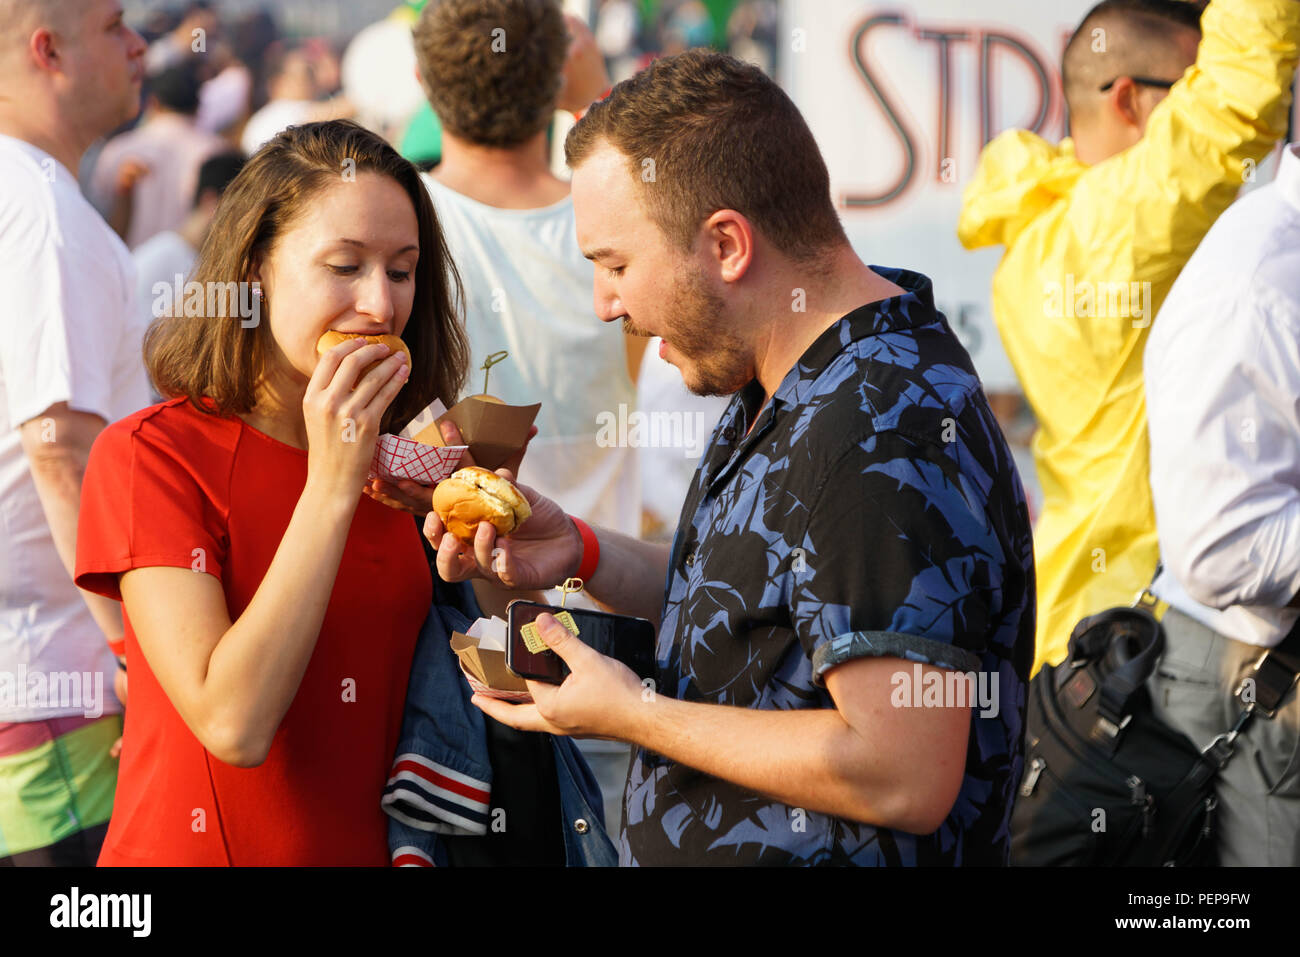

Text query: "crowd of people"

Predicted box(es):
[0, 0, 1295, 869]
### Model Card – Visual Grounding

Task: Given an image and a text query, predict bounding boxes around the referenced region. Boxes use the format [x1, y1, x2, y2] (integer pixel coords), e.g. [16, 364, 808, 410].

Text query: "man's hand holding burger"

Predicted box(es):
[425, 476, 653, 741]
[424, 472, 583, 593]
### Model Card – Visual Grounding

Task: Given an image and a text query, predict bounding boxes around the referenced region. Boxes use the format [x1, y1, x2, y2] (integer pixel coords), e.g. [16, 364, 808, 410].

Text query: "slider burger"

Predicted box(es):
[432, 466, 531, 543]
[316, 330, 411, 384]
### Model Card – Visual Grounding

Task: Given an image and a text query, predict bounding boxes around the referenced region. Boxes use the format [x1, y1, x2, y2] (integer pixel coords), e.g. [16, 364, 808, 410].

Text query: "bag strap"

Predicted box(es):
[1200, 612, 1300, 771]
[1068, 606, 1165, 742]
[1143, 556, 1300, 718]
[1243, 613, 1300, 717]
[1141, 555, 1300, 767]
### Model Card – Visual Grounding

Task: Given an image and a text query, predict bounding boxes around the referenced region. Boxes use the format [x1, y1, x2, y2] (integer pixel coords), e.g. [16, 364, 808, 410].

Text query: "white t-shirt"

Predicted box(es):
[0, 135, 150, 720]
[422, 175, 641, 538]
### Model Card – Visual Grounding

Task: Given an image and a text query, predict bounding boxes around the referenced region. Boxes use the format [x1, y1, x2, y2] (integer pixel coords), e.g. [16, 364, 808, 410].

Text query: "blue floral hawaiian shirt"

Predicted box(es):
[620, 266, 1035, 866]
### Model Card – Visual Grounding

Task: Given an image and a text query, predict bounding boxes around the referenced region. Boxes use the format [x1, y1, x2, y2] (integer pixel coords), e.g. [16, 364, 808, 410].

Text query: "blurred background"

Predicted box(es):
[102, 0, 1278, 526]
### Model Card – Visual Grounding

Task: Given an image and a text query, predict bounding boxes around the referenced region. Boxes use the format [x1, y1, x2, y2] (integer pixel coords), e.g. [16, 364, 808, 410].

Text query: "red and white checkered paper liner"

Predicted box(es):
[458, 660, 533, 703]
[369, 434, 467, 485]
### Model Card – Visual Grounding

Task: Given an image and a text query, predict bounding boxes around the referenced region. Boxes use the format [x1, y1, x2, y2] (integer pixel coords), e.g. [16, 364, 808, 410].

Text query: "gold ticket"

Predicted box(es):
[520, 611, 580, 654]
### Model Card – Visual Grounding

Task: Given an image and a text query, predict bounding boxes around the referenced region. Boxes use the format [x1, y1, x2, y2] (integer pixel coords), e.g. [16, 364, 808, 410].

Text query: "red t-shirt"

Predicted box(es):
[75, 397, 431, 865]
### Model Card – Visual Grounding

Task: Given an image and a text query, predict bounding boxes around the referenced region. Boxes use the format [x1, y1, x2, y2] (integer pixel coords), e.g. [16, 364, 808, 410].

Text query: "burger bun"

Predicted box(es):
[316, 330, 411, 381]
[431, 466, 531, 543]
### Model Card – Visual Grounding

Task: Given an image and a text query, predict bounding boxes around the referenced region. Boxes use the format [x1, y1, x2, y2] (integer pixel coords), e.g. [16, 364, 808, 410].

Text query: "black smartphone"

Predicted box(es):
[506, 600, 657, 685]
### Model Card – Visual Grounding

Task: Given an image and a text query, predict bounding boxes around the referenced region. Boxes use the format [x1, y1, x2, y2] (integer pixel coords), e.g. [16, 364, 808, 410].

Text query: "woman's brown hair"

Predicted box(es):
[145, 119, 470, 435]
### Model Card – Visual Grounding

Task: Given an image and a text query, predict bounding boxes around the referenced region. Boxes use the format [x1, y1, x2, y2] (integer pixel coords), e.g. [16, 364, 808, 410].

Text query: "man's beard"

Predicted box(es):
[622, 318, 653, 338]
[659, 269, 752, 398]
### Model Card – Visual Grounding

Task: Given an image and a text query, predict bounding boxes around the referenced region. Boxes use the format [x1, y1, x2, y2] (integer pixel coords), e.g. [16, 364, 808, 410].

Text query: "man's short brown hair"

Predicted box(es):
[566, 50, 847, 262]
[413, 0, 567, 149]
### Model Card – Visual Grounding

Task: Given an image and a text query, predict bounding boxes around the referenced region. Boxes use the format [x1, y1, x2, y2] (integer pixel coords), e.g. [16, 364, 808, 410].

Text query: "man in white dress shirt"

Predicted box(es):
[1144, 142, 1300, 866]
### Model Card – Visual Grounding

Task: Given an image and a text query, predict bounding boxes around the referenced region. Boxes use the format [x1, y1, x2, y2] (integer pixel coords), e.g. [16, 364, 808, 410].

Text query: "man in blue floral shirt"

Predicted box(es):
[431, 50, 1035, 866]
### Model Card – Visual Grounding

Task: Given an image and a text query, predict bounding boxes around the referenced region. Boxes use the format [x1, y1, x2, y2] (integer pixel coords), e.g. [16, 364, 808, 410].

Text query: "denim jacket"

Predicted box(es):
[384, 578, 617, 867]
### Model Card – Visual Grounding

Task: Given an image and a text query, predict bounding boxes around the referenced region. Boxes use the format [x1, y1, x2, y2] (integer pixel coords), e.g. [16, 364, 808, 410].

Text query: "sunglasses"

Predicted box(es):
[1098, 76, 1178, 93]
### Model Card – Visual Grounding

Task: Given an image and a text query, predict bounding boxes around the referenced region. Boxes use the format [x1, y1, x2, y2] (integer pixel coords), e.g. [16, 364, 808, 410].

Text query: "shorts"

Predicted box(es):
[0, 714, 121, 860]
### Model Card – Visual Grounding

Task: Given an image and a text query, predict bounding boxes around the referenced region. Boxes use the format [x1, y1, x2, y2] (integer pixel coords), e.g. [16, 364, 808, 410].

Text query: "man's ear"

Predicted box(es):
[1106, 76, 1143, 131]
[704, 209, 754, 284]
[29, 28, 61, 73]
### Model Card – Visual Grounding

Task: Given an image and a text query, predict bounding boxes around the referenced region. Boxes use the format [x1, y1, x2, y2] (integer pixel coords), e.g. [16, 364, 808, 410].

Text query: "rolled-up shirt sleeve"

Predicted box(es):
[1147, 282, 1300, 610]
[792, 427, 1006, 685]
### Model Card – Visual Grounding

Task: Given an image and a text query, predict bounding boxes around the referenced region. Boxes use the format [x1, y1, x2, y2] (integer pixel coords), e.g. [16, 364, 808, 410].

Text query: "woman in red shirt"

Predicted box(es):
[74, 120, 470, 865]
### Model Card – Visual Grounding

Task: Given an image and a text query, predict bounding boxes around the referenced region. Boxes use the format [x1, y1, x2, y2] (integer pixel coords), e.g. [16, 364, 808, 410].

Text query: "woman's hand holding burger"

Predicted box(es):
[303, 335, 410, 500]
[424, 471, 582, 592]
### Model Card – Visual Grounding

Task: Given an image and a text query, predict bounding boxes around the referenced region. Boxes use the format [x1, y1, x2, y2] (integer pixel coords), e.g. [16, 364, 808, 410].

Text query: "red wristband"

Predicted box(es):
[571, 516, 600, 584]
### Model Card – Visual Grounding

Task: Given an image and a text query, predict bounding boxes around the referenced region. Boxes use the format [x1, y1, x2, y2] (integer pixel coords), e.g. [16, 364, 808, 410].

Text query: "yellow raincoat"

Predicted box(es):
[958, 0, 1300, 674]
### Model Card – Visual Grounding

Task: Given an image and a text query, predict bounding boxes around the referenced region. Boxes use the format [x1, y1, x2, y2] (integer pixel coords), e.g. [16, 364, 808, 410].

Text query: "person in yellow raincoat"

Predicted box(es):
[958, 0, 1300, 674]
